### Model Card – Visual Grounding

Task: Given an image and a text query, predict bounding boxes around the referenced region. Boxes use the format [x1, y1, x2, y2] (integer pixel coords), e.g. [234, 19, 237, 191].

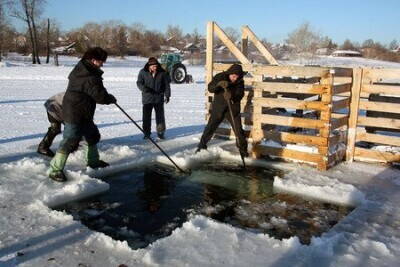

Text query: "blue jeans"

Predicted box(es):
[58, 122, 100, 154]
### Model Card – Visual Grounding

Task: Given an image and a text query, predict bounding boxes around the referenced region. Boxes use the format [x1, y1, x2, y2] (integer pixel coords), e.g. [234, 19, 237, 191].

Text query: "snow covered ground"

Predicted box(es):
[1, 56, 400, 266]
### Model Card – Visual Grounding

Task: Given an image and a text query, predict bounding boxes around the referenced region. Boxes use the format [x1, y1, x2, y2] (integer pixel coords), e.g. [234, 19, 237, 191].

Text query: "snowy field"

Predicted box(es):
[1, 56, 400, 266]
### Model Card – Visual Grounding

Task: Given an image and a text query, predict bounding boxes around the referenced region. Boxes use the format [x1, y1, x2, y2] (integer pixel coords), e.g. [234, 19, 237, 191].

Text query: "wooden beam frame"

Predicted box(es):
[241, 25, 278, 65]
[213, 22, 250, 64]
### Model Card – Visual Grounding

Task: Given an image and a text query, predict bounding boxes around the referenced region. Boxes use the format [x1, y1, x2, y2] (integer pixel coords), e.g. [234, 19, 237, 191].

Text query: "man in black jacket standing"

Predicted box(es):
[48, 47, 117, 182]
[136, 57, 171, 139]
[197, 64, 248, 157]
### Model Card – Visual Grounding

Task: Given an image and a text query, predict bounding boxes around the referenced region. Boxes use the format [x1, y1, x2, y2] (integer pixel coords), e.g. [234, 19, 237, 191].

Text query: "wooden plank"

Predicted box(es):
[334, 77, 353, 84]
[358, 100, 400, 113]
[361, 84, 400, 96]
[346, 68, 363, 161]
[213, 63, 252, 72]
[254, 145, 323, 164]
[253, 82, 325, 94]
[242, 25, 278, 65]
[332, 98, 350, 111]
[213, 23, 251, 64]
[331, 115, 349, 130]
[333, 83, 352, 95]
[357, 131, 400, 147]
[263, 130, 328, 146]
[354, 147, 400, 163]
[206, 22, 214, 85]
[252, 65, 330, 77]
[357, 116, 400, 130]
[213, 63, 330, 77]
[257, 114, 327, 129]
[254, 97, 328, 111]
[362, 68, 400, 83]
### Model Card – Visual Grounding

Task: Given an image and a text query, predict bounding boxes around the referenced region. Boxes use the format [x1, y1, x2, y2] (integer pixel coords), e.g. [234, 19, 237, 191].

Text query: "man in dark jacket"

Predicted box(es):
[37, 92, 65, 157]
[136, 57, 171, 139]
[197, 64, 248, 157]
[48, 47, 117, 182]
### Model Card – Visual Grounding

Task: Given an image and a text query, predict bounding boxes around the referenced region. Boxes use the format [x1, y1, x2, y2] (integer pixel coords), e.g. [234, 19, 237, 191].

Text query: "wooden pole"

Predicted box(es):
[206, 21, 214, 85]
[318, 71, 334, 170]
[346, 68, 363, 161]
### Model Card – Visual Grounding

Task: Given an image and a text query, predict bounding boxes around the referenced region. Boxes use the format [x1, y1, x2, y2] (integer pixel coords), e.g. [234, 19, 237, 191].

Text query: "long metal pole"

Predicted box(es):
[225, 94, 246, 169]
[115, 103, 188, 174]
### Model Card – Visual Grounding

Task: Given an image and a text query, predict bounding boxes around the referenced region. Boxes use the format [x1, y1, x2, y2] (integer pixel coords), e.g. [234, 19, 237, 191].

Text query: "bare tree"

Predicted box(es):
[45, 18, 49, 63]
[0, 0, 6, 61]
[9, 0, 46, 64]
[224, 27, 240, 43]
[340, 39, 357, 51]
[389, 39, 399, 50]
[286, 22, 322, 53]
[166, 24, 183, 49]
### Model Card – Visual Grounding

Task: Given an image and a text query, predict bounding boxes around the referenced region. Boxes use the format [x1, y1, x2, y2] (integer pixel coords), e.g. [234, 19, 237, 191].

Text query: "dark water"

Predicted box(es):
[56, 162, 353, 249]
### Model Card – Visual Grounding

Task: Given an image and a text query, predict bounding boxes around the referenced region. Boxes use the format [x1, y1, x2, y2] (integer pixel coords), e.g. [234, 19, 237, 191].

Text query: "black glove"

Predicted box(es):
[106, 94, 117, 104]
[165, 96, 170, 104]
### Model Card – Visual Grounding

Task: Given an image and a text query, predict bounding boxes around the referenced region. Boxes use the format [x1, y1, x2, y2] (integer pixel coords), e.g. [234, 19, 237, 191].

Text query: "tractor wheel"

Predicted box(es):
[171, 63, 186, 84]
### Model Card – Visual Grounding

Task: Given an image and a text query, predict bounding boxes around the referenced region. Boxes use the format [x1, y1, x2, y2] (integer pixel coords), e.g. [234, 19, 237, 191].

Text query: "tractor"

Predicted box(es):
[159, 53, 192, 84]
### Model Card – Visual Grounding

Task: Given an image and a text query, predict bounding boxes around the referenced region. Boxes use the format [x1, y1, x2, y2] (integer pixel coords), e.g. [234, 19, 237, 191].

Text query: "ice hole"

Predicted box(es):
[55, 161, 354, 249]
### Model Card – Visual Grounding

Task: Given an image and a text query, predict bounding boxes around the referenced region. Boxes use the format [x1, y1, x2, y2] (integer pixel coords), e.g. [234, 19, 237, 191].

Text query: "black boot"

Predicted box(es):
[157, 132, 165, 140]
[88, 160, 110, 169]
[49, 170, 67, 182]
[37, 125, 60, 157]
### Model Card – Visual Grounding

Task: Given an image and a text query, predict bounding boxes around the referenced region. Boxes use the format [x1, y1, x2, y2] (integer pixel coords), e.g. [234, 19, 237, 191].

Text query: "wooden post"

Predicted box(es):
[346, 68, 363, 161]
[251, 75, 263, 159]
[318, 71, 334, 170]
[206, 21, 214, 85]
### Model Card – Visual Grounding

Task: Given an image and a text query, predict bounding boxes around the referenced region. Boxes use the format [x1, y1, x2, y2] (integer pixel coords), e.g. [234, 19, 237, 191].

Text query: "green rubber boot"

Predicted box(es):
[49, 152, 68, 182]
[86, 145, 109, 169]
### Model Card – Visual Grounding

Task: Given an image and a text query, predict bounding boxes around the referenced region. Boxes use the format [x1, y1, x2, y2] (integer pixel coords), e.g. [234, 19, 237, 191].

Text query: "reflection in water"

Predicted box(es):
[56, 163, 352, 249]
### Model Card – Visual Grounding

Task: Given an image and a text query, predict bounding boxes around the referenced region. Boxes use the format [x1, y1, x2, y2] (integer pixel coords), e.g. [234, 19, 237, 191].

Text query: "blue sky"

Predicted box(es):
[39, 0, 399, 44]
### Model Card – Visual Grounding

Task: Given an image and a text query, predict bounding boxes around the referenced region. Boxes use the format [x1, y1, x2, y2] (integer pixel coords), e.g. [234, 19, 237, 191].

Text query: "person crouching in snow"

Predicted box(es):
[136, 57, 171, 140]
[37, 92, 65, 157]
[197, 64, 248, 157]
[48, 47, 117, 182]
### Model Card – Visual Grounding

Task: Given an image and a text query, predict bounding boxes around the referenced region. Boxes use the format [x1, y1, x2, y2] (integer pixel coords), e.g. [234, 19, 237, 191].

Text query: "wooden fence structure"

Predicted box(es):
[346, 68, 400, 163]
[205, 22, 400, 170]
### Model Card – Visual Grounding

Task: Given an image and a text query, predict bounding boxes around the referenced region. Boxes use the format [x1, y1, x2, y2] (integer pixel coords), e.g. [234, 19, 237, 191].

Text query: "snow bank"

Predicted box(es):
[273, 168, 366, 207]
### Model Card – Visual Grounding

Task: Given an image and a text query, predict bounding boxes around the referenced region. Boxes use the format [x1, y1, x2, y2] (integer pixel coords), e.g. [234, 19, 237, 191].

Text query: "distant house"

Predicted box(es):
[331, 50, 362, 57]
[184, 43, 200, 54]
[52, 42, 76, 54]
[160, 45, 181, 54]
[316, 48, 330, 55]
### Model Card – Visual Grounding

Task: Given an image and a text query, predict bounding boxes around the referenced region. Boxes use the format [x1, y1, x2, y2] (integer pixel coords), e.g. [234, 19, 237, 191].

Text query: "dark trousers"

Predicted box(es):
[142, 103, 166, 136]
[199, 103, 247, 154]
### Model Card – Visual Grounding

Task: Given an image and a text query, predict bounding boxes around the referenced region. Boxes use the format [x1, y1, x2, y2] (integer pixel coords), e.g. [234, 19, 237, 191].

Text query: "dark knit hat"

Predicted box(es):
[226, 64, 244, 76]
[82, 47, 108, 62]
[148, 57, 159, 66]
